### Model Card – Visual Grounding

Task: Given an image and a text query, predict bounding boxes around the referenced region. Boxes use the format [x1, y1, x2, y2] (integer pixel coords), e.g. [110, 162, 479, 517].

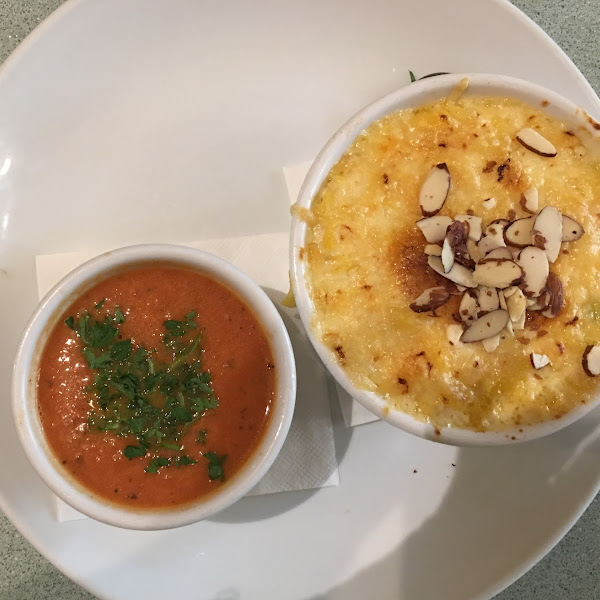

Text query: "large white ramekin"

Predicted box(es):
[290, 73, 600, 446]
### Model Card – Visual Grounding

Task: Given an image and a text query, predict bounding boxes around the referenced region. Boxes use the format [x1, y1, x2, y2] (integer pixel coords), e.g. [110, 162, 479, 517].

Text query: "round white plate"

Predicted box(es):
[1, 1, 599, 599]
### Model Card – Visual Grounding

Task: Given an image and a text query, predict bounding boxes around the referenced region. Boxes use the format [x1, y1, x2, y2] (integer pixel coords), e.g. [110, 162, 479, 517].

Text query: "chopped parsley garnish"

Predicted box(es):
[204, 452, 227, 481]
[409, 70, 416, 83]
[66, 306, 227, 481]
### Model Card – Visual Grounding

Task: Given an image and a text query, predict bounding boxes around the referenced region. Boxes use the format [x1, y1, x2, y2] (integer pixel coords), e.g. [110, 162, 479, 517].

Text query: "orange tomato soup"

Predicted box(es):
[37, 264, 275, 509]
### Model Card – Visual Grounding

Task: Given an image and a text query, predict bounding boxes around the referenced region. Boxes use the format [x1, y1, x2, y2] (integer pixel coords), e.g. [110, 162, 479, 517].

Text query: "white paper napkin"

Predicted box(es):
[283, 162, 379, 428]
[36, 232, 338, 522]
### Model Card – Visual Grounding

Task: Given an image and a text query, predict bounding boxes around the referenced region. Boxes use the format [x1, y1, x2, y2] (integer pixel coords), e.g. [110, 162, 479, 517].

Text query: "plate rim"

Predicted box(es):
[0, 1, 598, 599]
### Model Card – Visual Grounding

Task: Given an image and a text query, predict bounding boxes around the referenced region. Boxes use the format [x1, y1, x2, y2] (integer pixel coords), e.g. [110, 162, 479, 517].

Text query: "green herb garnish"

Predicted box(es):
[67, 306, 225, 481]
[409, 70, 416, 82]
[204, 452, 227, 481]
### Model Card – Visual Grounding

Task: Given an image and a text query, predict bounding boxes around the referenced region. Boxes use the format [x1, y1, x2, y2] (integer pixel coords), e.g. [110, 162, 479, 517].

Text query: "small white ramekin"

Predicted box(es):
[12, 244, 296, 529]
[290, 73, 600, 446]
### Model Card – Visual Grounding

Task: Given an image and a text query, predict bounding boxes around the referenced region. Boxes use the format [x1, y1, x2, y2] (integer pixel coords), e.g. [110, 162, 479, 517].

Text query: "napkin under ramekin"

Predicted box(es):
[283, 161, 379, 428]
[36, 232, 338, 522]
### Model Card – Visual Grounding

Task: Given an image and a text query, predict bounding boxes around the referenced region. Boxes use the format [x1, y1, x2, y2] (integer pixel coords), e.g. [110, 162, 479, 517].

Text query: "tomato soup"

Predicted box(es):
[37, 264, 276, 509]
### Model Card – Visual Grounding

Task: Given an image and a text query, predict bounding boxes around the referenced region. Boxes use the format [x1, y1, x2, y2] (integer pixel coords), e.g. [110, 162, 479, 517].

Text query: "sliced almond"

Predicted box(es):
[582, 345, 600, 376]
[504, 216, 534, 247]
[506, 288, 527, 322]
[503, 286, 519, 298]
[445, 220, 474, 269]
[472, 259, 524, 289]
[561, 215, 584, 242]
[419, 163, 451, 216]
[516, 128, 557, 157]
[428, 256, 477, 288]
[460, 309, 510, 343]
[530, 353, 551, 369]
[505, 319, 515, 336]
[455, 214, 482, 241]
[509, 247, 522, 260]
[533, 206, 562, 263]
[478, 220, 509, 254]
[517, 246, 549, 298]
[484, 247, 513, 261]
[541, 272, 564, 318]
[498, 290, 507, 310]
[409, 286, 451, 313]
[527, 292, 550, 311]
[441, 238, 455, 273]
[417, 216, 453, 243]
[520, 186, 539, 214]
[459, 291, 479, 323]
[477, 286, 500, 313]
[446, 323, 464, 345]
[482, 197, 497, 210]
[424, 244, 443, 256]
[482, 334, 501, 353]
[467, 238, 484, 263]
[485, 219, 510, 237]
[478, 234, 506, 255]
[513, 309, 526, 330]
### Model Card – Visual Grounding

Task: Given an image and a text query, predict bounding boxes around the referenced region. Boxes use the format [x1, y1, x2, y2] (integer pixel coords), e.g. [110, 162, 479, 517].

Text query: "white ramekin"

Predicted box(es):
[12, 243, 296, 529]
[290, 73, 600, 446]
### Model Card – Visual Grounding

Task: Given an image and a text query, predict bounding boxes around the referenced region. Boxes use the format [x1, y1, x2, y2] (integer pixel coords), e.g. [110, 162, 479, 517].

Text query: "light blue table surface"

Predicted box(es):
[0, 1, 599, 599]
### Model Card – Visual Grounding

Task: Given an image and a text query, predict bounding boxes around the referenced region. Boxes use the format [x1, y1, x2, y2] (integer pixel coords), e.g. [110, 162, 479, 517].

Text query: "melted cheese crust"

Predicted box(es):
[305, 96, 600, 431]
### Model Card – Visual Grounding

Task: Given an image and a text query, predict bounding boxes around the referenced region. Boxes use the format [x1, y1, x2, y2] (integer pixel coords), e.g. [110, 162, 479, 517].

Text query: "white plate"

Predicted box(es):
[0, 1, 599, 599]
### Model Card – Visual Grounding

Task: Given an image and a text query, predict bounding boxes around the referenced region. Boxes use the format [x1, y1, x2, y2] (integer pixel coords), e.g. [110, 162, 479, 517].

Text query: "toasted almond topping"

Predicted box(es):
[459, 291, 479, 323]
[428, 256, 477, 288]
[482, 197, 497, 210]
[484, 247, 513, 261]
[503, 286, 519, 298]
[482, 334, 501, 353]
[583, 345, 600, 376]
[533, 206, 563, 263]
[516, 128, 557, 157]
[505, 319, 515, 336]
[409, 286, 452, 313]
[527, 292, 550, 311]
[509, 247, 521, 260]
[473, 259, 524, 289]
[445, 221, 474, 269]
[424, 244, 443, 256]
[419, 163, 451, 216]
[485, 219, 510, 237]
[467, 238, 484, 263]
[446, 323, 464, 345]
[506, 288, 527, 322]
[417, 216, 453, 243]
[498, 290, 507, 310]
[561, 215, 585, 242]
[513, 309, 526, 330]
[478, 234, 505, 255]
[477, 286, 500, 313]
[455, 214, 482, 241]
[530, 353, 551, 369]
[460, 309, 510, 343]
[478, 219, 509, 254]
[541, 272, 564, 318]
[517, 246, 549, 298]
[441, 238, 455, 273]
[504, 217, 535, 247]
[519, 186, 539, 214]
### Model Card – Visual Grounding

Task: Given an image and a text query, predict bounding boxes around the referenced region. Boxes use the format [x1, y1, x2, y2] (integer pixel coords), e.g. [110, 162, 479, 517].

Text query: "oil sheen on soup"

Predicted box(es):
[37, 264, 276, 508]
